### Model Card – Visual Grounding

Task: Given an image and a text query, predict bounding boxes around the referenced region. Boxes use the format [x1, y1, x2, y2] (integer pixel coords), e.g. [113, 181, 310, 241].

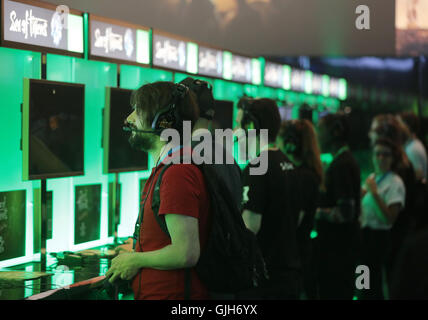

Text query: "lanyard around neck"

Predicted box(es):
[376, 172, 391, 185]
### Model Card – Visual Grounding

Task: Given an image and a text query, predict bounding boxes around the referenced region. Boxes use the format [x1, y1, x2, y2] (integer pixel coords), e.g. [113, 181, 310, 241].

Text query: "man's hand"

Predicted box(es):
[115, 238, 134, 255]
[105, 252, 141, 284]
[365, 174, 378, 195]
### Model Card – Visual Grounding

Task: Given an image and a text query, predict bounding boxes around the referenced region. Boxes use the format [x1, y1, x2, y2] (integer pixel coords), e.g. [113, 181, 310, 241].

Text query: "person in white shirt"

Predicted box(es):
[360, 138, 406, 300]
[399, 112, 427, 182]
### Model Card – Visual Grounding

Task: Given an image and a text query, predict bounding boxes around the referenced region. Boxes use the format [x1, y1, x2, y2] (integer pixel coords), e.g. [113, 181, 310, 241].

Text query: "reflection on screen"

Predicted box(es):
[29, 80, 84, 179]
[107, 88, 148, 173]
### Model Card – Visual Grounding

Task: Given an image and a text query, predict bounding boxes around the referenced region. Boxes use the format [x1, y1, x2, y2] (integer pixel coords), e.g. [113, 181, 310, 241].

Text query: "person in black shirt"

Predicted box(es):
[277, 119, 323, 299]
[316, 113, 361, 300]
[237, 97, 301, 300]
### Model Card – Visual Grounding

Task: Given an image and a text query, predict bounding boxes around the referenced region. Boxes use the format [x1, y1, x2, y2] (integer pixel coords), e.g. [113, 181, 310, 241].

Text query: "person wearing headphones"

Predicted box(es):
[237, 97, 301, 299]
[105, 81, 211, 300]
[277, 119, 323, 300]
[316, 112, 361, 300]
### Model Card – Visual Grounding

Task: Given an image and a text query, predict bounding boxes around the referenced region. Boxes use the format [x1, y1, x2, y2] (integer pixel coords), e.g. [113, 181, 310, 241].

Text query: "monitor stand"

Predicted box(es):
[40, 179, 48, 272]
[113, 173, 120, 245]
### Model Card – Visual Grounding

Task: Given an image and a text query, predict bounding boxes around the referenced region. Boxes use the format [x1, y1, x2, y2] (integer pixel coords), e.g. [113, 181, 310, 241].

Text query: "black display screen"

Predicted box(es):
[105, 87, 148, 173]
[212, 100, 234, 130]
[26, 79, 85, 180]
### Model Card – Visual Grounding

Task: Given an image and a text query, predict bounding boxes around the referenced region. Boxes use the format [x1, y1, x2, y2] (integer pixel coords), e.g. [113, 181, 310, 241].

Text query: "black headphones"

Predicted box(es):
[238, 96, 260, 131]
[151, 83, 189, 134]
[281, 120, 301, 155]
[124, 83, 189, 135]
[179, 77, 215, 120]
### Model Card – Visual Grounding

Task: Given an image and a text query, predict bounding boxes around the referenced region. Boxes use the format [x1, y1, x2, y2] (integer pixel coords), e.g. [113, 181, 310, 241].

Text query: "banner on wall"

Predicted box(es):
[74, 184, 101, 245]
[1, 0, 84, 56]
[264, 62, 291, 90]
[89, 15, 150, 66]
[152, 30, 198, 74]
[290, 68, 306, 93]
[312, 73, 330, 97]
[198, 45, 223, 79]
[0, 190, 26, 262]
[223, 52, 253, 84]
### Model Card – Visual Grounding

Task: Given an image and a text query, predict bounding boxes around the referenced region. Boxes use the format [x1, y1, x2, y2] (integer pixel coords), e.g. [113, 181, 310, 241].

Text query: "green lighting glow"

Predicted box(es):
[186, 42, 198, 74]
[321, 153, 333, 165]
[339, 78, 348, 100]
[83, 13, 89, 60]
[68, 14, 84, 53]
[0, 48, 41, 267]
[322, 75, 330, 97]
[223, 51, 233, 80]
[283, 65, 291, 90]
[305, 71, 313, 94]
[310, 230, 318, 239]
[251, 58, 262, 86]
[136, 30, 150, 65]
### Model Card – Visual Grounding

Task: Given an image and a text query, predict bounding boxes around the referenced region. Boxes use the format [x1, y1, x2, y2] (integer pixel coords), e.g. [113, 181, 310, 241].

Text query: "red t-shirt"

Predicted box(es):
[131, 163, 211, 300]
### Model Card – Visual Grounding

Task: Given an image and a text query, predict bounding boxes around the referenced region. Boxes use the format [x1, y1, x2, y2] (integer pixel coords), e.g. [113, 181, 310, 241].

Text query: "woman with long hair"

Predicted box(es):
[359, 138, 406, 300]
[277, 119, 323, 299]
[368, 114, 417, 282]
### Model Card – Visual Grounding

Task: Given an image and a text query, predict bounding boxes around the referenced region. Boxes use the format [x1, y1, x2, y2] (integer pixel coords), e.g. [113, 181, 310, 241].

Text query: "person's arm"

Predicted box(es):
[371, 194, 402, 225]
[242, 209, 262, 234]
[365, 175, 402, 225]
[106, 213, 200, 283]
[406, 146, 425, 181]
[115, 237, 134, 254]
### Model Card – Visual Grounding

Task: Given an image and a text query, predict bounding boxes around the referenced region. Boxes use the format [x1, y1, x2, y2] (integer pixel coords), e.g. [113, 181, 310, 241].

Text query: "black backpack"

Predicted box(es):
[151, 160, 269, 296]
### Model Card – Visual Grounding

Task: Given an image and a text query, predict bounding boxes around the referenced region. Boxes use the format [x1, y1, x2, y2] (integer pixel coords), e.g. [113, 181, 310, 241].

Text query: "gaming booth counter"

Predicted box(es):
[0, 0, 347, 300]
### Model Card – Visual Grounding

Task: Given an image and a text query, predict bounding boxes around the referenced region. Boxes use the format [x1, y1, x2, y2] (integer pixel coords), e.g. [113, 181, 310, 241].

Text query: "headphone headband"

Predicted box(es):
[151, 83, 189, 134]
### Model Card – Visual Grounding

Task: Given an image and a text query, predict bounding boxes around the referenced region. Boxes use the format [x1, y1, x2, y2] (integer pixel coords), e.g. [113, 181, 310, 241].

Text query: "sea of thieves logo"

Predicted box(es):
[155, 39, 186, 68]
[265, 64, 282, 87]
[9, 9, 48, 40]
[199, 49, 222, 75]
[9, 7, 65, 47]
[94, 27, 135, 58]
[232, 57, 251, 82]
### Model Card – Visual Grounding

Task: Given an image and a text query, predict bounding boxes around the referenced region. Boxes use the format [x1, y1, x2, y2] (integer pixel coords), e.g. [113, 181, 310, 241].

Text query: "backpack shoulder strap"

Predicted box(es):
[151, 163, 173, 238]
[151, 161, 193, 300]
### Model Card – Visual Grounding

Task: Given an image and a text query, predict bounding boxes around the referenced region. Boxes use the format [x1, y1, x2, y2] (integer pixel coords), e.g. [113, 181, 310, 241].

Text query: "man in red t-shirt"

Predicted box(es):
[105, 81, 211, 300]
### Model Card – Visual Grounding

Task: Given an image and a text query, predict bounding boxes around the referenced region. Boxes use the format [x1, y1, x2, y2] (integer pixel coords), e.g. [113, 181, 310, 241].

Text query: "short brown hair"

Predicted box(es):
[130, 81, 199, 132]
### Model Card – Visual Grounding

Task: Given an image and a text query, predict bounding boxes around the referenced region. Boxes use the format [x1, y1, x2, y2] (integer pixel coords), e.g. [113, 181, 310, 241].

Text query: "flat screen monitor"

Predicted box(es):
[212, 100, 234, 130]
[23, 79, 85, 180]
[103, 87, 148, 173]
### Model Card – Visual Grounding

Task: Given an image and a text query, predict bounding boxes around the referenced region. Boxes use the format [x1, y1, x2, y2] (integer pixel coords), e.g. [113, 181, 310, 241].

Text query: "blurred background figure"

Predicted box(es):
[398, 111, 427, 182]
[368, 114, 417, 282]
[277, 119, 323, 299]
[359, 138, 406, 300]
[398, 111, 428, 233]
[315, 113, 361, 300]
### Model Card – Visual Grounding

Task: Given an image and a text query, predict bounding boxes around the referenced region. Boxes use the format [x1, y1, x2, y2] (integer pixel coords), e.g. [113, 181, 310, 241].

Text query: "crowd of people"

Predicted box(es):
[106, 77, 428, 300]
